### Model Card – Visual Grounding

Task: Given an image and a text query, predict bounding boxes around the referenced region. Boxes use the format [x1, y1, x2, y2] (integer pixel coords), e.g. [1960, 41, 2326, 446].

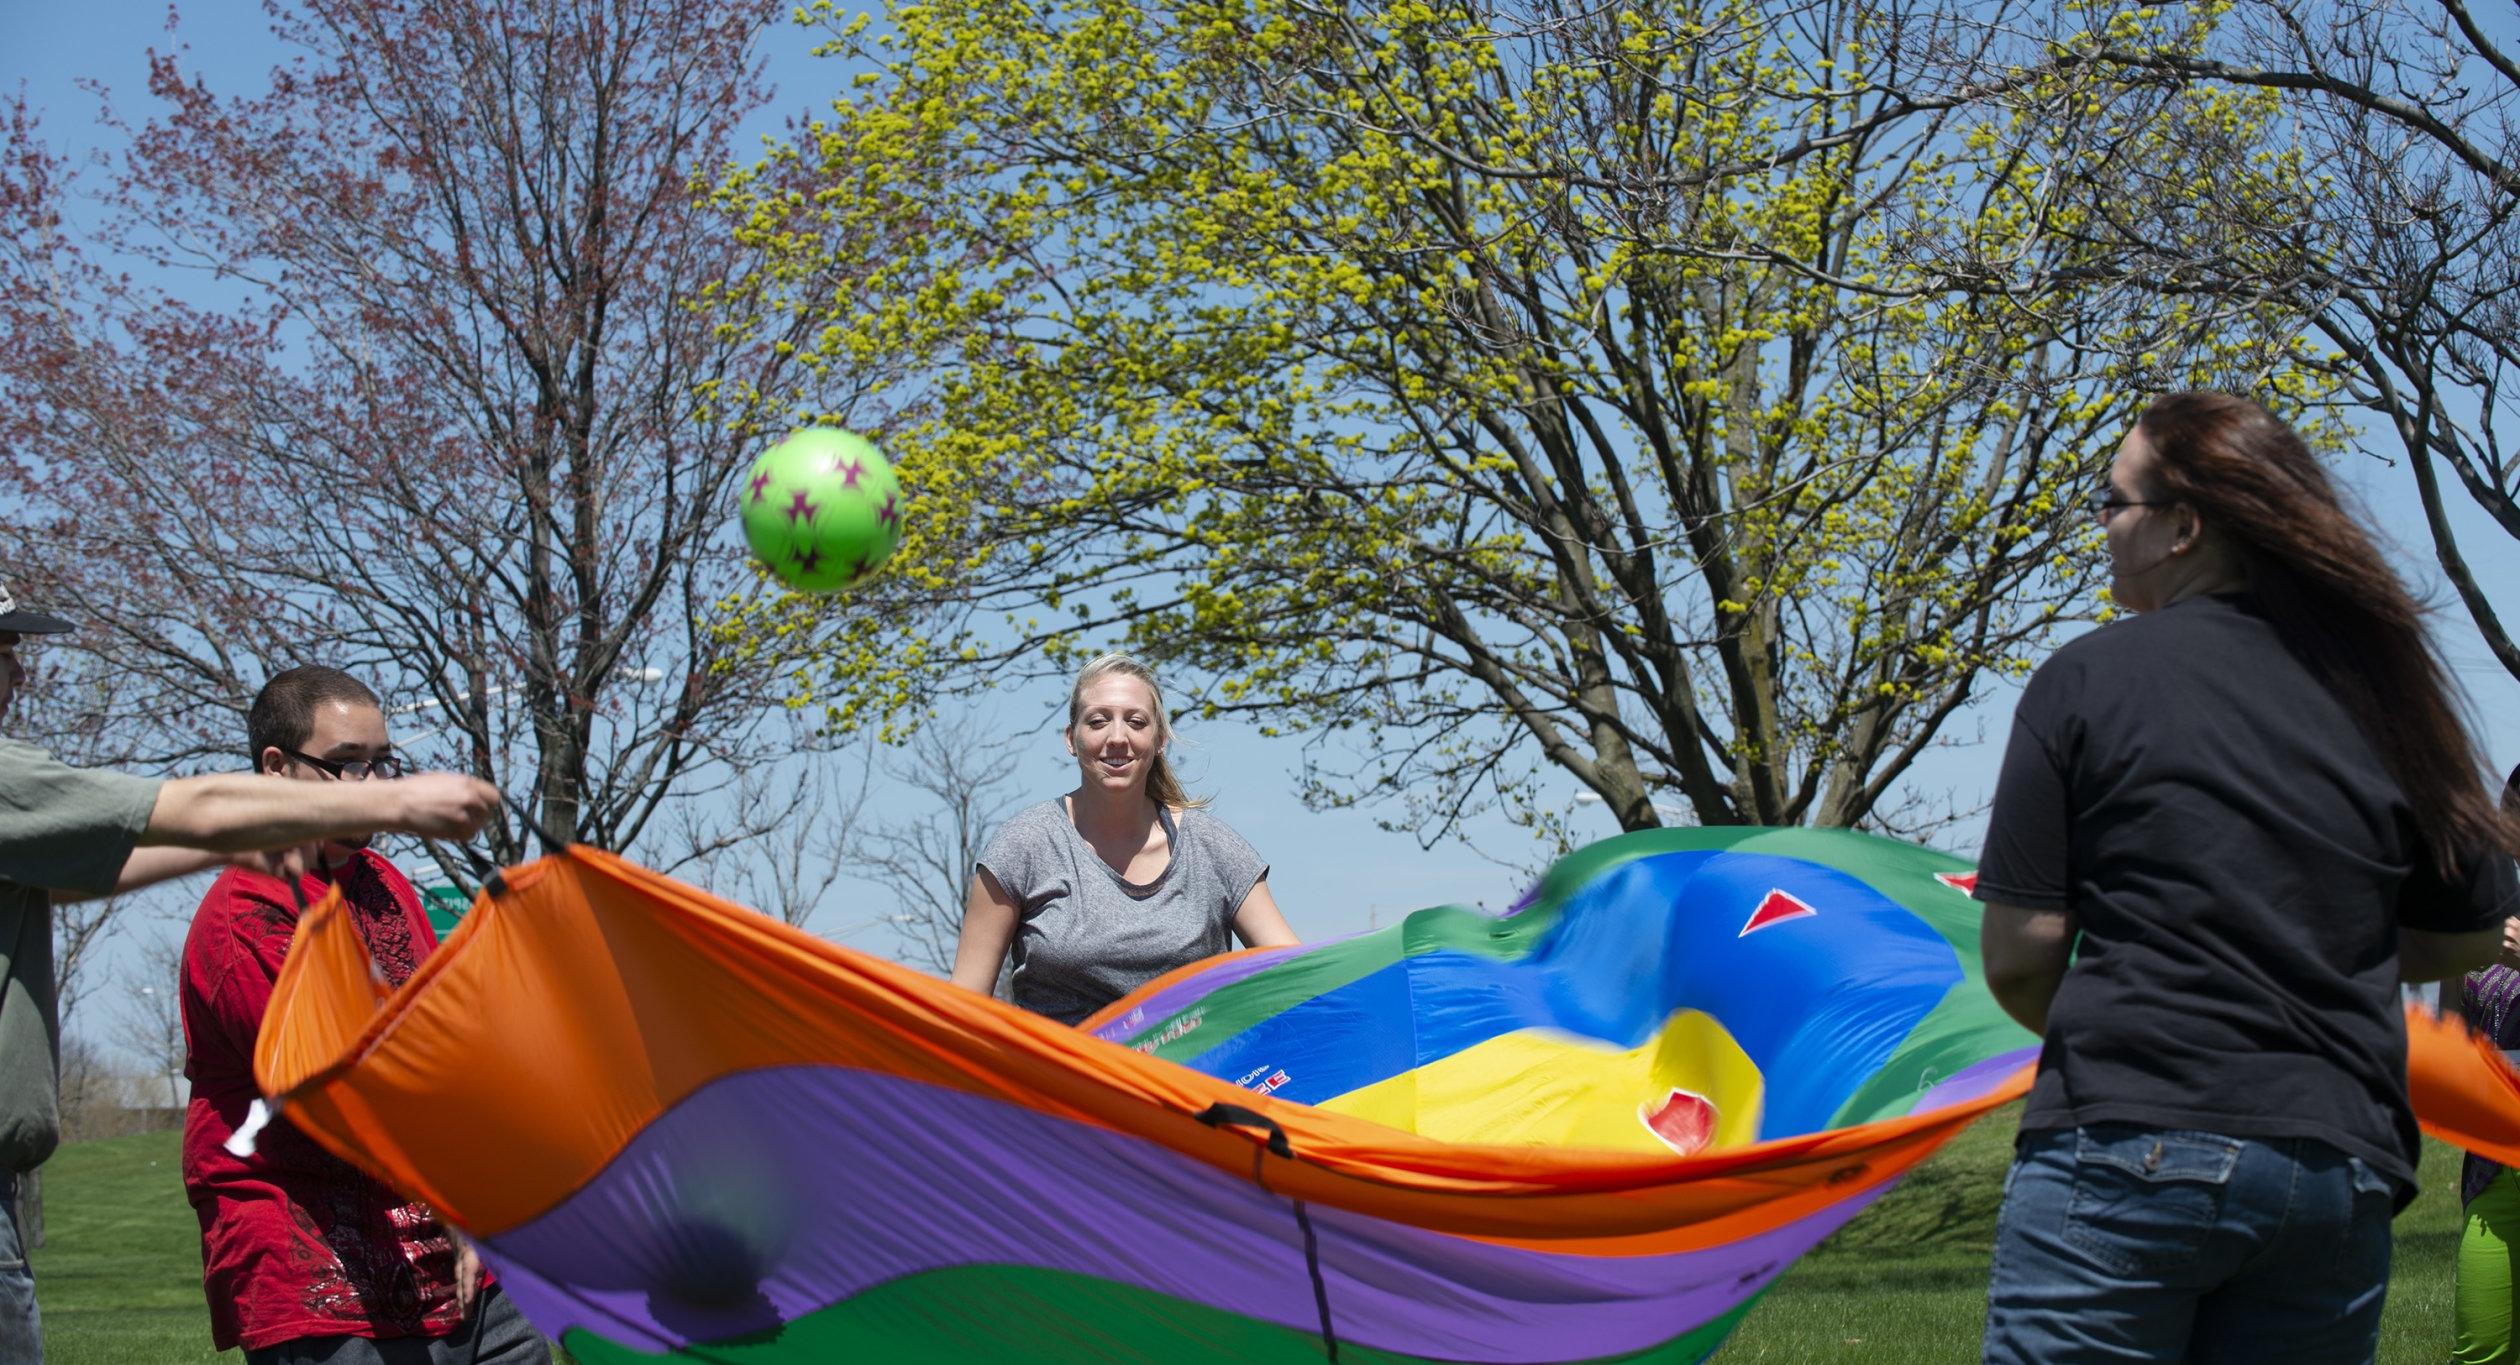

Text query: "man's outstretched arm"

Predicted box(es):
[36, 772, 497, 901]
[137, 770, 497, 853]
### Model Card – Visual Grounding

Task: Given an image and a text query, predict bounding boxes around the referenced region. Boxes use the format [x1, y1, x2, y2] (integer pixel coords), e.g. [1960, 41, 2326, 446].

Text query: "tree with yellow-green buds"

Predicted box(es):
[724, 0, 2327, 847]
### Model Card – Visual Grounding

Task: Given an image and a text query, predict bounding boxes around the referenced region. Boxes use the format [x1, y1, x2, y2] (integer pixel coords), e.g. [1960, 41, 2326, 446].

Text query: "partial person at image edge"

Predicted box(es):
[2453, 763, 2520, 1365]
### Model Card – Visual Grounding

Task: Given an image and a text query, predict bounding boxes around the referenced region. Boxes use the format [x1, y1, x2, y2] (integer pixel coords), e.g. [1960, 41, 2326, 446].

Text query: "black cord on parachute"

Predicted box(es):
[1196, 1102, 1340, 1361]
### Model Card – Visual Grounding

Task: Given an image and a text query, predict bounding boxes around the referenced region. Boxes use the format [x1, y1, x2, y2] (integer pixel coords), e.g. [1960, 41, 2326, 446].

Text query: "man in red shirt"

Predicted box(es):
[180, 666, 544, 1364]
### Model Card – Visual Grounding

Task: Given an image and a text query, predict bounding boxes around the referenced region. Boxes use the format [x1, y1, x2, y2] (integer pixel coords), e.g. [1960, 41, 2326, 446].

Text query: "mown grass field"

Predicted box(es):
[30, 1110, 2472, 1363]
[30, 1128, 234, 1363]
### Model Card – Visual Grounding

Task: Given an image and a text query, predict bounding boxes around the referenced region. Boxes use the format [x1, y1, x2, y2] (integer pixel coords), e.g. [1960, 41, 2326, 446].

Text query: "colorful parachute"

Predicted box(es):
[1088, 828, 2036, 1151]
[253, 827, 2520, 1363]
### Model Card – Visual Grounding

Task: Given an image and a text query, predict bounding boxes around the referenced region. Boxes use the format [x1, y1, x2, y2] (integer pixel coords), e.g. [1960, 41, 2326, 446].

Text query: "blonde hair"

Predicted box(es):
[1067, 652, 1205, 810]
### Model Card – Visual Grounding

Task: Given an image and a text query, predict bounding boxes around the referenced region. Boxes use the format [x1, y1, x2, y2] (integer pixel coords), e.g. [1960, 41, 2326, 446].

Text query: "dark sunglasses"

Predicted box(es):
[284, 749, 405, 781]
[2084, 487, 2174, 519]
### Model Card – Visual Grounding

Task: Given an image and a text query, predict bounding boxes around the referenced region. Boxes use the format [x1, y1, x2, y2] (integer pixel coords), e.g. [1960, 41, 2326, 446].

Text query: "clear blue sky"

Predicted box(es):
[7, 1, 2515, 978]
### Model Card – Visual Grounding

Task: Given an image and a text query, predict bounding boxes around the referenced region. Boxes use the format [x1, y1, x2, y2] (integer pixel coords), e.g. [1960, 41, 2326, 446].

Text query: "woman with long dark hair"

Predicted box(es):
[1974, 392, 2519, 1362]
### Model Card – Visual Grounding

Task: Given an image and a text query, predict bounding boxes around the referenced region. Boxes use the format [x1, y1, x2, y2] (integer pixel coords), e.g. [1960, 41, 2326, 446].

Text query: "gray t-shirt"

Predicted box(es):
[0, 739, 162, 1171]
[976, 799, 1268, 1026]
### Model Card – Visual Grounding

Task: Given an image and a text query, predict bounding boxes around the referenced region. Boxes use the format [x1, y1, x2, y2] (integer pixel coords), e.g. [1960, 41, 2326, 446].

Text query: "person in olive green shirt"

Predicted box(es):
[0, 584, 499, 1362]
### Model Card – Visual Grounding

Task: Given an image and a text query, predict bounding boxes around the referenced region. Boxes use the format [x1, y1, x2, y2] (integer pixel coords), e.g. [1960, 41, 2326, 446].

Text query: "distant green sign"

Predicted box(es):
[422, 885, 471, 937]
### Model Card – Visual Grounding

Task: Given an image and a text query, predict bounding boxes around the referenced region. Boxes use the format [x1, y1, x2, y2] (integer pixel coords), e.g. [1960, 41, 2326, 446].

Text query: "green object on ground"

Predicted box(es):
[2453, 1167, 2520, 1363]
[737, 429, 904, 592]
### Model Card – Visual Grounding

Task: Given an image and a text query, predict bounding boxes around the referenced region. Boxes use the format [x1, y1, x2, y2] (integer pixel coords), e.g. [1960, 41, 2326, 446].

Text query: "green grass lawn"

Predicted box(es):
[28, 1111, 2475, 1362]
[30, 1127, 234, 1364]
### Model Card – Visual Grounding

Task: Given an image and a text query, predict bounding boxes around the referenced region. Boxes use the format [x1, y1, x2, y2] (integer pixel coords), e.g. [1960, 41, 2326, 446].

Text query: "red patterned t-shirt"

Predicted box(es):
[179, 851, 474, 1351]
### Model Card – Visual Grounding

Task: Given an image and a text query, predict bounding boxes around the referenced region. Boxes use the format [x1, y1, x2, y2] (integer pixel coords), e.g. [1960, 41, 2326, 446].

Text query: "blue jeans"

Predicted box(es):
[1984, 1125, 2396, 1363]
[241, 1287, 549, 1365]
[0, 1172, 39, 1364]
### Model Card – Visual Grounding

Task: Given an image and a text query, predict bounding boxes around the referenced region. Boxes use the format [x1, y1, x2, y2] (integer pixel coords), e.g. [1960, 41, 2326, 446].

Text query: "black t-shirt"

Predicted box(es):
[1977, 592, 2517, 1193]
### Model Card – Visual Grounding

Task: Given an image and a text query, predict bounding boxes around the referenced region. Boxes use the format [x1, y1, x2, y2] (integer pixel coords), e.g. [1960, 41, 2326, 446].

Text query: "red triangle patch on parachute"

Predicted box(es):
[1738, 888, 1817, 937]
[1936, 872, 1979, 896]
[1640, 1089, 1719, 1155]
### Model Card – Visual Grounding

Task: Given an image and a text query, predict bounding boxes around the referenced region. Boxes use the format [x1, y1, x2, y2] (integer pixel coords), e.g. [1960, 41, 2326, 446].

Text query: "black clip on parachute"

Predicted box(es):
[1195, 1102, 1293, 1158]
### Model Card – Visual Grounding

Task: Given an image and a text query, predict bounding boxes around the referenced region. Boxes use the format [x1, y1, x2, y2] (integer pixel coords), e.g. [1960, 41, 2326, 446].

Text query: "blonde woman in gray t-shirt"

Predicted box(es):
[951, 654, 1299, 1025]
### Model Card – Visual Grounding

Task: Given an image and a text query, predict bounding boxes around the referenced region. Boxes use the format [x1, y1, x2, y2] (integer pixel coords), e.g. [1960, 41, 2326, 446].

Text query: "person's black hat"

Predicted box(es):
[0, 582, 73, 635]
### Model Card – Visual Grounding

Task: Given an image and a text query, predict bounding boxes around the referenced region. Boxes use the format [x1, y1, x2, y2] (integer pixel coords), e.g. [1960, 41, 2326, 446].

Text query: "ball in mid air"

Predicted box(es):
[738, 429, 905, 592]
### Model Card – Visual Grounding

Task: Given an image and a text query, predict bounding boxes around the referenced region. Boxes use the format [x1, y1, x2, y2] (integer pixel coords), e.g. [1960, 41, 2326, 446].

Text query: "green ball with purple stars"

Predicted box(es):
[738, 429, 905, 592]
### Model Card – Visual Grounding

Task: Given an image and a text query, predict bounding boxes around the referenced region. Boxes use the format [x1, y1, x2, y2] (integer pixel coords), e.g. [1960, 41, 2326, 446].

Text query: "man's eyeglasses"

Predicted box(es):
[2084, 487, 2173, 520]
[284, 749, 404, 781]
